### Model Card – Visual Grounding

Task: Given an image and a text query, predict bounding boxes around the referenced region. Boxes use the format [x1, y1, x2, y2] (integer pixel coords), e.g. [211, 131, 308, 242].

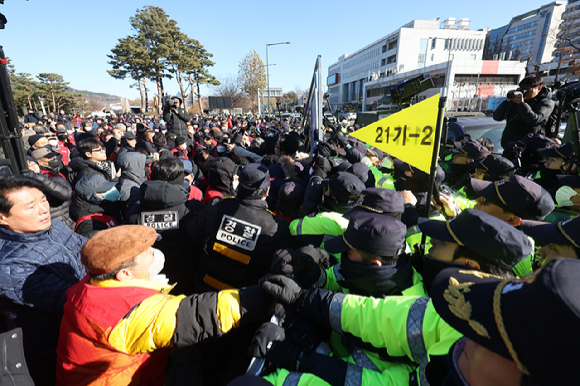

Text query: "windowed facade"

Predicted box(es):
[418, 38, 428, 69]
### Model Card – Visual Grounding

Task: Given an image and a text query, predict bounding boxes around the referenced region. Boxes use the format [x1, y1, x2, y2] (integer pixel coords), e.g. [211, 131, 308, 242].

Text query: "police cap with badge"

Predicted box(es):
[450, 139, 490, 161]
[470, 175, 555, 220]
[325, 211, 407, 257]
[431, 258, 580, 385]
[520, 216, 580, 248]
[344, 188, 405, 221]
[467, 155, 515, 180]
[418, 209, 533, 269]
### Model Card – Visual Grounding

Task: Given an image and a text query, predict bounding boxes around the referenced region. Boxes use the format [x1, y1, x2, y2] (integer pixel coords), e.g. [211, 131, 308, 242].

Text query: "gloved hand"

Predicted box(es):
[271, 249, 306, 276]
[271, 248, 326, 289]
[296, 246, 331, 270]
[311, 156, 332, 179]
[265, 335, 304, 371]
[334, 132, 349, 148]
[270, 301, 298, 327]
[315, 142, 337, 158]
[247, 322, 285, 358]
[259, 274, 306, 306]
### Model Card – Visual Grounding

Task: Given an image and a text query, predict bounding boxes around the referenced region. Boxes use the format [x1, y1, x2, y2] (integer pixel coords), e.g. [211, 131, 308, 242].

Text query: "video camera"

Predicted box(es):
[162, 95, 179, 110]
[507, 88, 526, 99]
[555, 81, 580, 107]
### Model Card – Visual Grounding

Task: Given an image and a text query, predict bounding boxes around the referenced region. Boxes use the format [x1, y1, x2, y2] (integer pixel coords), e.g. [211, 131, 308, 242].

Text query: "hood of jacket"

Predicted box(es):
[70, 195, 109, 220]
[536, 86, 552, 101]
[208, 157, 237, 195]
[116, 152, 146, 184]
[140, 180, 188, 210]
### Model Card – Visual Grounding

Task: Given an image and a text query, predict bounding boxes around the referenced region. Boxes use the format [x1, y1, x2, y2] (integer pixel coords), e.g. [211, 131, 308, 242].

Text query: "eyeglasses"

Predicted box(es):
[92, 148, 105, 152]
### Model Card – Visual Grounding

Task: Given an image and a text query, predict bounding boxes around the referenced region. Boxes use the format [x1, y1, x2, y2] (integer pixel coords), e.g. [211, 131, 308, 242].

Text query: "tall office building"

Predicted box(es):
[328, 18, 526, 112]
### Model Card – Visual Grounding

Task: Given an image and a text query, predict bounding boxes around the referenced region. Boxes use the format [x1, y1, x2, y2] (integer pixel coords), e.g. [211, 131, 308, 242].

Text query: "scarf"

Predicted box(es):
[338, 253, 415, 297]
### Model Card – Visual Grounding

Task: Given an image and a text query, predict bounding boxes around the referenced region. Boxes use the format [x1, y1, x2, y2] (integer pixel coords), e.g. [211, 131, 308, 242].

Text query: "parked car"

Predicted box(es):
[338, 112, 357, 121]
[446, 116, 506, 154]
[323, 111, 337, 124]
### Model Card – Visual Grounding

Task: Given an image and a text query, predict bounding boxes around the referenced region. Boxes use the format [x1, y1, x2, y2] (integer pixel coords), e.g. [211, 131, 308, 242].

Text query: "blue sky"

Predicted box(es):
[2, 0, 555, 100]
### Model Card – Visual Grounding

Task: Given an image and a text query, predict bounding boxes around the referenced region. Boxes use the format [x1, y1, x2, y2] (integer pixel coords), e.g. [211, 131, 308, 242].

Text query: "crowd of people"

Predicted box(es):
[1, 78, 580, 386]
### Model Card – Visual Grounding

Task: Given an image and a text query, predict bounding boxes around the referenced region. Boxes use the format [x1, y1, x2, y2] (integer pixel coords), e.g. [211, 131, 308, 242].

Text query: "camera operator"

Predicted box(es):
[162, 96, 191, 137]
[495, 75, 555, 153]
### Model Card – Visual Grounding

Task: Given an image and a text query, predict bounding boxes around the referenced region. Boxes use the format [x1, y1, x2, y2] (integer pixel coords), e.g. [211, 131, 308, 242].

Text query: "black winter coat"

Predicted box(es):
[125, 180, 205, 295]
[69, 195, 124, 238]
[67, 157, 113, 190]
[186, 197, 292, 292]
[22, 169, 75, 230]
[163, 107, 191, 137]
[495, 87, 555, 149]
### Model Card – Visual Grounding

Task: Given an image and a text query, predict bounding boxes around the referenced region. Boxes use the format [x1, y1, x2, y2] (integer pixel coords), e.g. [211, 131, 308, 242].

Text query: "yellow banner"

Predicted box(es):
[351, 94, 439, 173]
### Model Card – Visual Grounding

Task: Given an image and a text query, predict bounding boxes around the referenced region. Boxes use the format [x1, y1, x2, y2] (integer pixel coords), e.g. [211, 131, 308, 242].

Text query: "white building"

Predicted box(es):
[327, 18, 527, 112]
[540, 0, 580, 83]
[487, 1, 567, 71]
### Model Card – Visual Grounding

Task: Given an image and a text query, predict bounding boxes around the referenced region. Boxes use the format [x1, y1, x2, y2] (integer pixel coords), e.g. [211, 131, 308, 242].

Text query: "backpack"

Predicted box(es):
[74, 213, 119, 232]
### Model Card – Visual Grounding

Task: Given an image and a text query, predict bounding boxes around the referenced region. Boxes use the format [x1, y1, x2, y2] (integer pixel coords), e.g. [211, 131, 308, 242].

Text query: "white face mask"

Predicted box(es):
[49, 139, 59, 147]
[556, 185, 579, 207]
[131, 248, 167, 282]
[148, 248, 167, 282]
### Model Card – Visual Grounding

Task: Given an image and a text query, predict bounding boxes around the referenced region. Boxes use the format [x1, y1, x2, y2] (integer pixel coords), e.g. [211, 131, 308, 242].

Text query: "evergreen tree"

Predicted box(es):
[36, 73, 79, 113]
[107, 36, 151, 112]
[129, 6, 175, 103]
[186, 39, 220, 113]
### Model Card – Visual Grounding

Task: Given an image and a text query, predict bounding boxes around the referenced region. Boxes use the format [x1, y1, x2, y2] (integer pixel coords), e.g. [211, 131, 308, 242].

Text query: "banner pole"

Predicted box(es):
[419, 95, 447, 254]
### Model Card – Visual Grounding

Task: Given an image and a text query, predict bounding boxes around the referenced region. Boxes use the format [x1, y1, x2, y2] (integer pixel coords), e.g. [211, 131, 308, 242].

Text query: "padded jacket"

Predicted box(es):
[495, 87, 555, 148]
[0, 220, 87, 385]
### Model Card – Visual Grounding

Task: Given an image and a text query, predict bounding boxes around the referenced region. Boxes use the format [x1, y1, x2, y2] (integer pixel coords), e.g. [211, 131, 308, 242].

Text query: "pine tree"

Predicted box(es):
[186, 39, 220, 113]
[36, 73, 77, 113]
[129, 6, 175, 103]
[107, 36, 151, 112]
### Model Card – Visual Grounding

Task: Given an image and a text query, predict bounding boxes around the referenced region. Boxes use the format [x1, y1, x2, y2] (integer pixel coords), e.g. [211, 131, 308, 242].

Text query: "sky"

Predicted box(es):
[1, 0, 557, 101]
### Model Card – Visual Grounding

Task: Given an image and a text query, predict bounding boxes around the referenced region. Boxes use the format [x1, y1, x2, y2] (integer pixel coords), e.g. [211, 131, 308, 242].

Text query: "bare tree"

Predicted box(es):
[238, 50, 266, 111]
[551, 11, 580, 81]
[212, 74, 250, 110]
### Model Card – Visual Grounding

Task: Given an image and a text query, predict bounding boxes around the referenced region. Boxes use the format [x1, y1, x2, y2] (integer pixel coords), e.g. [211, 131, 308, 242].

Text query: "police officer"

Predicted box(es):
[451, 154, 516, 211]
[289, 172, 365, 248]
[520, 215, 580, 267]
[186, 163, 293, 292]
[278, 188, 408, 285]
[536, 141, 576, 196]
[469, 175, 555, 276]
[430, 258, 580, 385]
[443, 139, 489, 191]
[253, 209, 532, 386]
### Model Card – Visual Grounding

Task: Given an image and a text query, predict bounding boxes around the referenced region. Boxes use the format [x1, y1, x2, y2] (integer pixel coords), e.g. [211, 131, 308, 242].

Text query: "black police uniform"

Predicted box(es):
[187, 197, 292, 292]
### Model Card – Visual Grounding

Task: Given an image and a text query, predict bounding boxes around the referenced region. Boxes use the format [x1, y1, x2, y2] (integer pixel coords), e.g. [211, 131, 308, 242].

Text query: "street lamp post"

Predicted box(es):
[266, 42, 290, 113]
[260, 64, 276, 113]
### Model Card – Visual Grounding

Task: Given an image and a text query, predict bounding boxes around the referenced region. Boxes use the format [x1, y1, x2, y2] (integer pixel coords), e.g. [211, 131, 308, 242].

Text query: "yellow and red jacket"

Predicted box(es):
[56, 275, 260, 385]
